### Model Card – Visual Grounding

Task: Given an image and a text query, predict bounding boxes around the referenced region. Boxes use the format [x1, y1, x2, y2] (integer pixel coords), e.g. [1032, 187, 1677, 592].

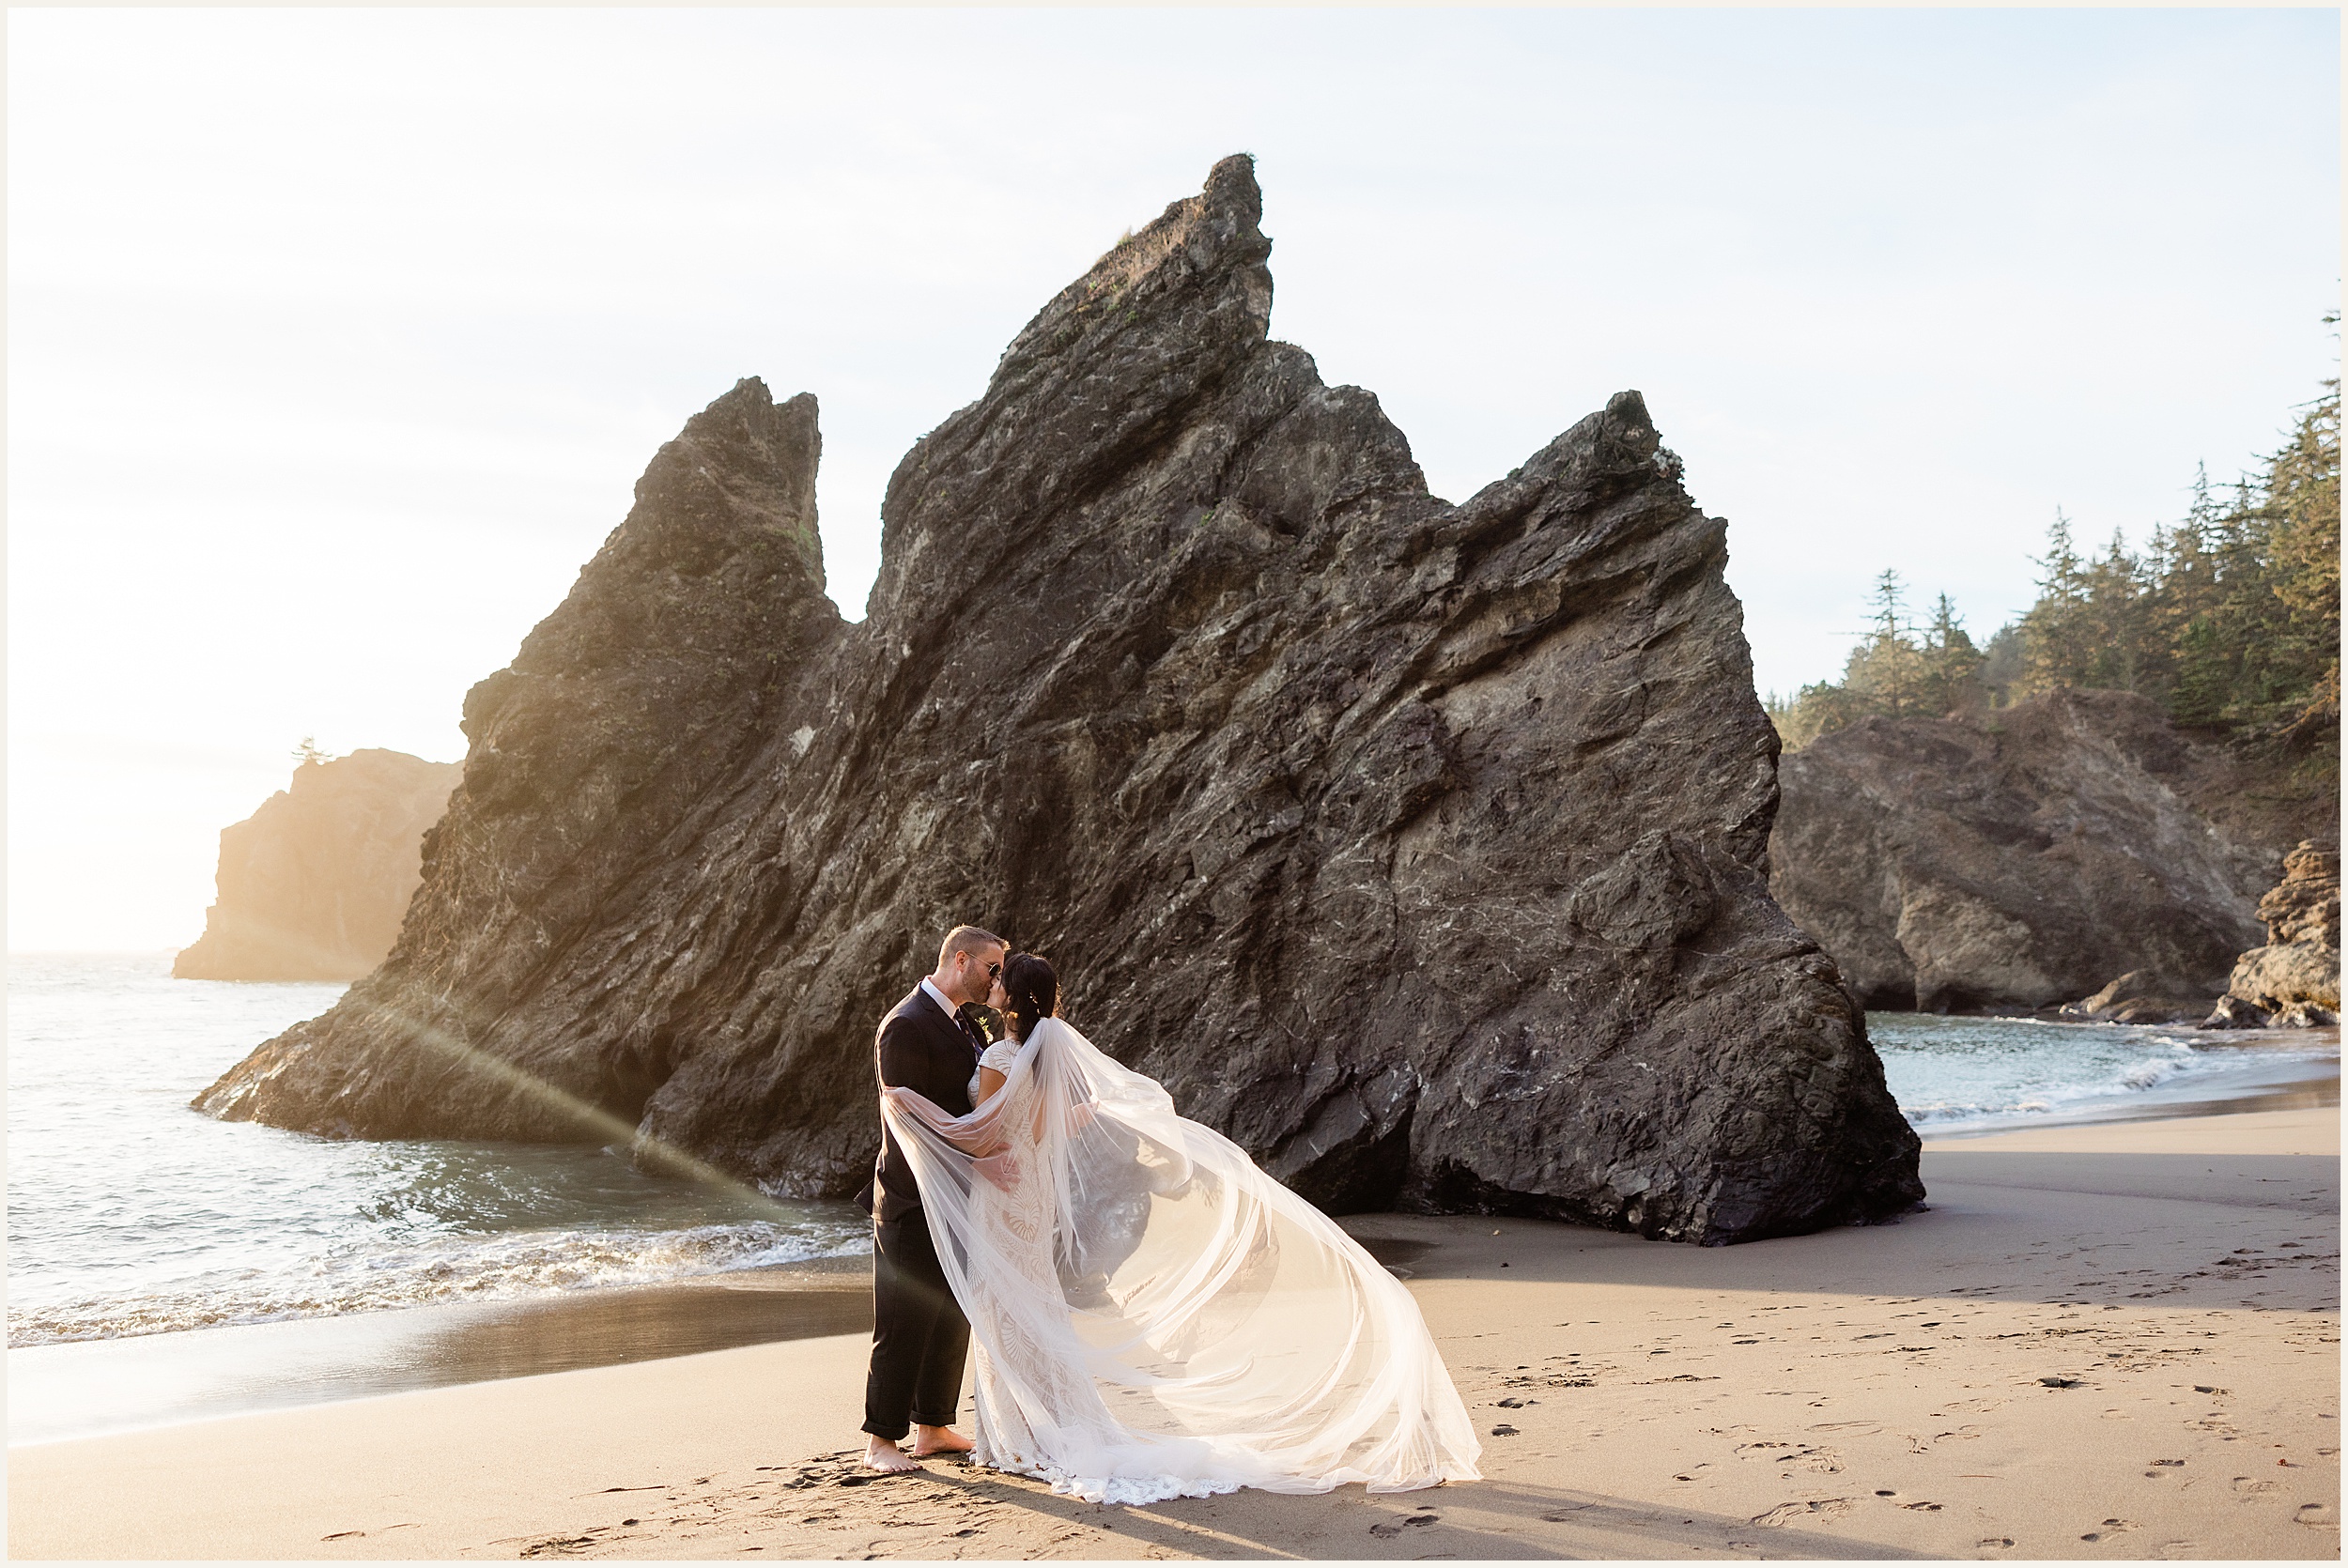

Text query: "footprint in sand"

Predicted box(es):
[1751, 1499, 1851, 1528]
[1733, 1439, 1843, 1472]
[1369, 1514, 1443, 1539]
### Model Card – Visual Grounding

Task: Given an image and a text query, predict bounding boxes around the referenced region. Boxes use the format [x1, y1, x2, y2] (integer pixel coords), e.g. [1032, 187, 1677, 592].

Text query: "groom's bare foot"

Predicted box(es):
[864, 1436, 922, 1473]
[910, 1423, 974, 1457]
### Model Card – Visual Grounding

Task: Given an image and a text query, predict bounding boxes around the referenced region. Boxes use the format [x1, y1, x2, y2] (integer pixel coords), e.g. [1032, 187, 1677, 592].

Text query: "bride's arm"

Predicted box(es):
[975, 1066, 1007, 1106]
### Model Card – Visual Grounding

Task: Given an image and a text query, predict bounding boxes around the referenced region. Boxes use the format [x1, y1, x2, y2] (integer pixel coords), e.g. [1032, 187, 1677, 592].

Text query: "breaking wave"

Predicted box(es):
[1876, 1012, 2338, 1133]
[8, 954, 868, 1346]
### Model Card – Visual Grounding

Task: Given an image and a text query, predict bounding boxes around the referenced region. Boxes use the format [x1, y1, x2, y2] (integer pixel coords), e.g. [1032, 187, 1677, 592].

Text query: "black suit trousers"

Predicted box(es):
[862, 1209, 970, 1441]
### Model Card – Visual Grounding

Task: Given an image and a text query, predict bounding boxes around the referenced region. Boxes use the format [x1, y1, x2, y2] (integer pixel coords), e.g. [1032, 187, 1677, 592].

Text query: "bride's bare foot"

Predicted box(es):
[864, 1436, 922, 1473]
[910, 1423, 974, 1457]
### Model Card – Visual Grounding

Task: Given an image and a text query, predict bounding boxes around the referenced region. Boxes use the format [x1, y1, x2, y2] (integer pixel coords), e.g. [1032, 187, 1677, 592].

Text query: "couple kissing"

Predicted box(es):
[854, 925, 1480, 1505]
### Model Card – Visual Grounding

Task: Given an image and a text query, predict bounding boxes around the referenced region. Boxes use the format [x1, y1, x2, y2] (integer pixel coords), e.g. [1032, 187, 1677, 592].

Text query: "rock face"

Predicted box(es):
[2204, 842, 2340, 1028]
[195, 156, 1922, 1245]
[174, 750, 461, 981]
[1769, 691, 2289, 1013]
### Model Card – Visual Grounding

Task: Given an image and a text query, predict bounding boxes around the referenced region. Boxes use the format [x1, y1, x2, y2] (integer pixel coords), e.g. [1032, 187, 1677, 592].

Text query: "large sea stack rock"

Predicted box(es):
[1769, 690, 2286, 1013]
[174, 749, 461, 981]
[197, 156, 1921, 1244]
[2205, 842, 2341, 1028]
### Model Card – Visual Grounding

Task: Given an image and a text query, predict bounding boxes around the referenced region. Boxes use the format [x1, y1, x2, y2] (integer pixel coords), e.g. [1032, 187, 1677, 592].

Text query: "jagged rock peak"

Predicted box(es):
[996, 152, 1271, 384]
[871, 155, 1275, 624]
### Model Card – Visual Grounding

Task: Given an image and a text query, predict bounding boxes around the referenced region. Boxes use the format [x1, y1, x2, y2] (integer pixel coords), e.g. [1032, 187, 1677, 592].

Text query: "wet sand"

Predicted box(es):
[9, 1104, 2340, 1560]
[8, 1256, 872, 1446]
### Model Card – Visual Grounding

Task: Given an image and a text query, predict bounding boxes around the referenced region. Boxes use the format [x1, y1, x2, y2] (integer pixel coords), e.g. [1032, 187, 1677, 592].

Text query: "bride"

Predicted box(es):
[878, 952, 1483, 1506]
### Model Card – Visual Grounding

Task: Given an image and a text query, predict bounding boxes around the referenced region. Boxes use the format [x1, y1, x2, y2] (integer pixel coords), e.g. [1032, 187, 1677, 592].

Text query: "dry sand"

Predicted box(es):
[9, 1106, 2338, 1560]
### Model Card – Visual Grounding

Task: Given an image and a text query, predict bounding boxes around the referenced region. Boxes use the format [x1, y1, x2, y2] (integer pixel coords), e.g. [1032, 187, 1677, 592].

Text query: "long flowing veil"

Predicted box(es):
[880, 1016, 1482, 1505]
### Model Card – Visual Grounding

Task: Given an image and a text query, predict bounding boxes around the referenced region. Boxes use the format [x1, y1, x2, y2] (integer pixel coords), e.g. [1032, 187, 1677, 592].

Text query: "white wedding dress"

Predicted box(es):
[880, 1016, 1482, 1505]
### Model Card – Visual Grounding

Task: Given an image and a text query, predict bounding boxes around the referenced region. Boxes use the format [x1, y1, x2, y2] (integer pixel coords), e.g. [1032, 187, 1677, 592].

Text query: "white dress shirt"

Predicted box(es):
[919, 976, 963, 1026]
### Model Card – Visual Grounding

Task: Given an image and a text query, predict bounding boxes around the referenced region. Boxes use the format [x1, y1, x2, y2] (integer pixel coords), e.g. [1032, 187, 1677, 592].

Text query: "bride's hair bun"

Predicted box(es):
[1002, 952, 1058, 1040]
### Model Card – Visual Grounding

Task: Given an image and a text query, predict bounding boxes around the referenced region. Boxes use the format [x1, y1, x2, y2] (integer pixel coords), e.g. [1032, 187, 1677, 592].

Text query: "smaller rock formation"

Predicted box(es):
[2202, 842, 2341, 1028]
[2059, 970, 2213, 1026]
[174, 749, 461, 981]
[1770, 690, 2292, 1012]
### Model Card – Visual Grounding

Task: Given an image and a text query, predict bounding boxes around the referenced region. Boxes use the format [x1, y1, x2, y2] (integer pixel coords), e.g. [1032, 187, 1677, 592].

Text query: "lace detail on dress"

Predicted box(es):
[972, 1440, 1246, 1506]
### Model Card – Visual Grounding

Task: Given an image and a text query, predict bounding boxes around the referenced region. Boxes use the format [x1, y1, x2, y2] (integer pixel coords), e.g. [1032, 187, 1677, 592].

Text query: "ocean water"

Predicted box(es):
[6, 954, 869, 1347]
[7, 954, 2338, 1347]
[1873, 1010, 2338, 1133]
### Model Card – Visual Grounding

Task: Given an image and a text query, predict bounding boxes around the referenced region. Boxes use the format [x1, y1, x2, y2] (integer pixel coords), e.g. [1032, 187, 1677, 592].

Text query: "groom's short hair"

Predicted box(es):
[939, 925, 1004, 966]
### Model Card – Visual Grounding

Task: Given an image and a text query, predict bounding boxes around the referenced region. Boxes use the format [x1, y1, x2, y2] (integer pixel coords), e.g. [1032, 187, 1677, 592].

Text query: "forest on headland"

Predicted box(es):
[1768, 367, 2341, 757]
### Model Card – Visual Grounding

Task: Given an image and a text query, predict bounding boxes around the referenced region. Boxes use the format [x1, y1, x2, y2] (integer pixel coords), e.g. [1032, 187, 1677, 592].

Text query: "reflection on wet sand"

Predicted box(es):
[9, 1258, 872, 1446]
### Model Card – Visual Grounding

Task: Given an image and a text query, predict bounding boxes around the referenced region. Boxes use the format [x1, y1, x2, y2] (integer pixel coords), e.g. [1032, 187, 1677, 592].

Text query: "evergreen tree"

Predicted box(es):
[2169, 616, 2232, 727]
[2079, 528, 2148, 692]
[2139, 466, 2224, 705]
[2019, 510, 2095, 694]
[1917, 593, 1986, 715]
[1843, 570, 1924, 717]
[2265, 377, 2341, 735]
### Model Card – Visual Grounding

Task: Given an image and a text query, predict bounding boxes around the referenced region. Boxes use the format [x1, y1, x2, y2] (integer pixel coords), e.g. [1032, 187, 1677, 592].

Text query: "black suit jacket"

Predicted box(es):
[862, 985, 981, 1223]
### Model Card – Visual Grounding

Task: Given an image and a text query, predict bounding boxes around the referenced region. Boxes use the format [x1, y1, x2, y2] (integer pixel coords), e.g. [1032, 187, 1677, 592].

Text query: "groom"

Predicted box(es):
[857, 924, 1006, 1473]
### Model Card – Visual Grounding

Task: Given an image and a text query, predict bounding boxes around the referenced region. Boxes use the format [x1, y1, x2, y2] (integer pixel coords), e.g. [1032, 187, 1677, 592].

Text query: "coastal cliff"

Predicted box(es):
[1769, 690, 2320, 1014]
[2206, 842, 2341, 1027]
[196, 156, 1922, 1244]
[174, 749, 461, 982]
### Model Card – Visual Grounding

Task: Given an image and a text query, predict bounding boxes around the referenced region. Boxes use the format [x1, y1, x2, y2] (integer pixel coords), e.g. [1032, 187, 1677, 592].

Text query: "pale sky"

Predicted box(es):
[8, 8, 2339, 950]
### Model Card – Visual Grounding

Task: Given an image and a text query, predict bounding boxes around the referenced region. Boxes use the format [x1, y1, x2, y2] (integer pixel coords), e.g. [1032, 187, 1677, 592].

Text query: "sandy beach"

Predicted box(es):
[10, 1102, 2338, 1561]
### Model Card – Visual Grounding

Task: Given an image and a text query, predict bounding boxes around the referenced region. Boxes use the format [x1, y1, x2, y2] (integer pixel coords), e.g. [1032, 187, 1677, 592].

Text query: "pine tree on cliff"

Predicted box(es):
[1846, 570, 1924, 717]
[1915, 593, 1986, 716]
[2267, 375, 2340, 739]
[2018, 510, 2098, 693]
[2140, 469, 2223, 712]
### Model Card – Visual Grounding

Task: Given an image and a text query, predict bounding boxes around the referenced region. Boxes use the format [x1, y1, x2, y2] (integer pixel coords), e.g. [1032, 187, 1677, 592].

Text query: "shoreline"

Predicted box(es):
[10, 1068, 2340, 1450]
[6, 1253, 874, 1449]
[1915, 1069, 2339, 1141]
[9, 1101, 2335, 1560]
